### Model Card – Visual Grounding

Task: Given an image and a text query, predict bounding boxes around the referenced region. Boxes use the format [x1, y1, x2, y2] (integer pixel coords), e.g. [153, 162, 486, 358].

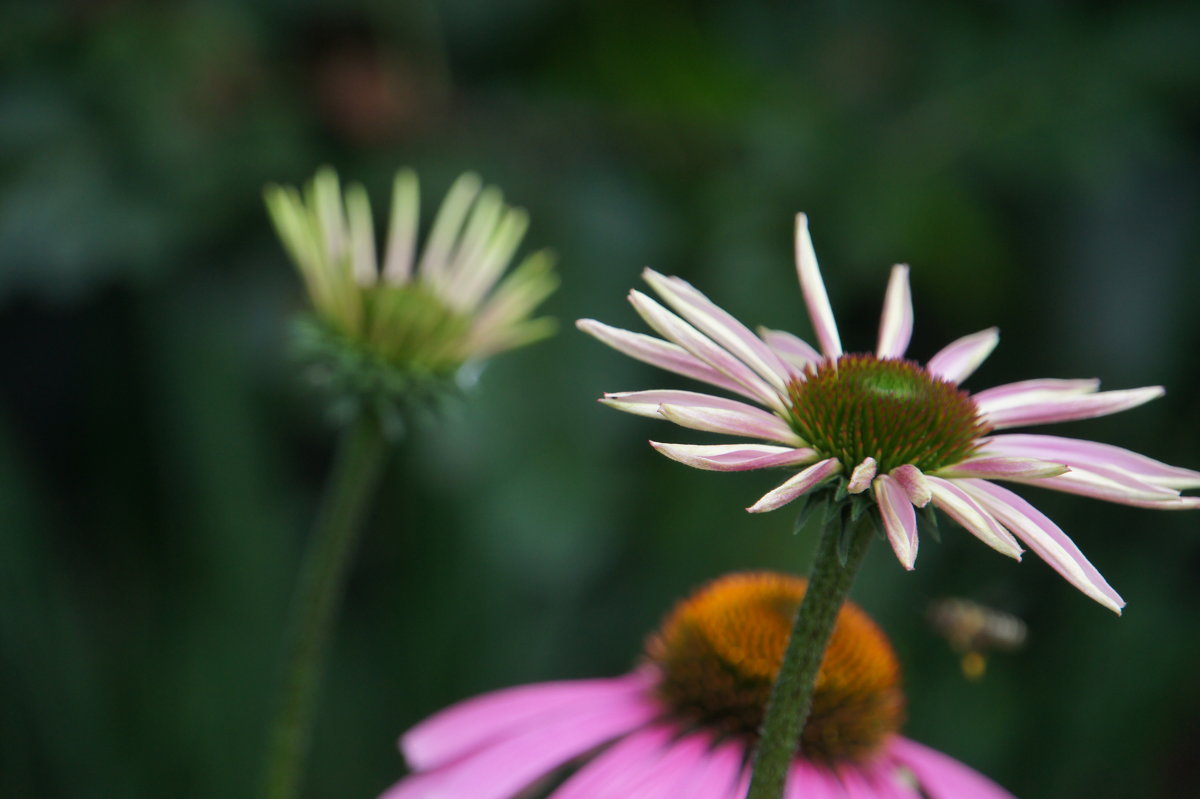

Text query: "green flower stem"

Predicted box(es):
[746, 510, 875, 799]
[261, 413, 390, 799]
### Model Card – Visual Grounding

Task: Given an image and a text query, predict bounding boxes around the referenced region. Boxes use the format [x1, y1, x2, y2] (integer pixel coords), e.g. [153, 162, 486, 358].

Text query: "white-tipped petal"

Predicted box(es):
[891, 464, 932, 507]
[962, 479, 1125, 614]
[926, 476, 1022, 559]
[926, 328, 999, 385]
[847, 457, 878, 494]
[794, 214, 842, 358]
[747, 458, 841, 513]
[876, 264, 914, 359]
[874, 474, 919, 569]
[650, 442, 820, 472]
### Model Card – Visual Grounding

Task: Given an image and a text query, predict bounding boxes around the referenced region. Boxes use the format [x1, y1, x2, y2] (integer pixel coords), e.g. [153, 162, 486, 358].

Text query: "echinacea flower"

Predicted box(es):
[578, 215, 1199, 613]
[266, 168, 557, 419]
[381, 572, 1015, 799]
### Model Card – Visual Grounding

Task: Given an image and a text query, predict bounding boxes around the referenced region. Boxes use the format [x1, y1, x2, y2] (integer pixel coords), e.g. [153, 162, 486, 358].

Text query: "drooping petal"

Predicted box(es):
[925, 328, 999, 385]
[979, 434, 1200, 490]
[1007, 469, 1198, 509]
[794, 213, 842, 358]
[643, 269, 792, 394]
[401, 674, 652, 771]
[658, 402, 804, 445]
[677, 738, 745, 799]
[650, 442, 820, 472]
[847, 457, 878, 494]
[961, 479, 1125, 613]
[629, 290, 784, 409]
[876, 264, 914, 359]
[979, 385, 1165, 430]
[785, 761, 848, 799]
[891, 464, 932, 507]
[747, 458, 842, 513]
[889, 737, 1017, 799]
[386, 681, 658, 799]
[925, 476, 1022, 558]
[576, 319, 763, 401]
[934, 456, 1069, 481]
[759, 327, 822, 373]
[875, 474, 919, 570]
[621, 733, 720, 799]
[547, 724, 675, 799]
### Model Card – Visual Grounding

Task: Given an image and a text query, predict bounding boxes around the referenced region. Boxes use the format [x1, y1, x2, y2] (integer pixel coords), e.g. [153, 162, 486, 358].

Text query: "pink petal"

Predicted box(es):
[785, 761, 846, 799]
[747, 457, 842, 513]
[650, 442, 820, 472]
[794, 214, 842, 358]
[1008, 470, 1195, 508]
[972, 377, 1100, 408]
[979, 386, 1165, 430]
[960, 479, 1125, 613]
[889, 737, 1016, 799]
[600, 389, 776, 425]
[891, 464, 932, 507]
[629, 290, 784, 410]
[925, 477, 1022, 558]
[643, 269, 792, 394]
[876, 264, 914, 359]
[847, 457, 878, 494]
[835, 762, 918, 799]
[576, 319, 762, 400]
[548, 724, 675, 799]
[386, 684, 659, 799]
[657, 402, 803, 444]
[934, 456, 1069, 481]
[759, 327, 822, 372]
[402, 674, 652, 771]
[676, 737, 744, 799]
[623, 733, 720, 799]
[979, 434, 1200, 490]
[874, 474, 919, 569]
[925, 328, 999, 385]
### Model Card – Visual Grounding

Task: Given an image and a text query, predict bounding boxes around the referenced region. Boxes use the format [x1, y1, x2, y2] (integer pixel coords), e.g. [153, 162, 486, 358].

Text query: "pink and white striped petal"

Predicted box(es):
[657, 402, 804, 445]
[960, 479, 1125, 613]
[934, 456, 1069, 481]
[980, 434, 1200, 490]
[759, 327, 823, 372]
[628, 290, 784, 409]
[925, 476, 1022, 559]
[876, 264, 914, 360]
[847, 457, 878, 494]
[889, 737, 1017, 799]
[642, 269, 792, 394]
[979, 385, 1165, 430]
[1008, 469, 1198, 509]
[576, 319, 762, 401]
[794, 214, 843, 358]
[401, 673, 652, 771]
[875, 473, 919, 570]
[747, 457, 842, 513]
[972, 377, 1100, 408]
[891, 464, 932, 507]
[650, 442, 820, 472]
[925, 328, 999, 385]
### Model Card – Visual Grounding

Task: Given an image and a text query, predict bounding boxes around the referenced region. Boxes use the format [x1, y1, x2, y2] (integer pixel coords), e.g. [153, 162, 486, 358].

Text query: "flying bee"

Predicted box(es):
[927, 598, 1027, 680]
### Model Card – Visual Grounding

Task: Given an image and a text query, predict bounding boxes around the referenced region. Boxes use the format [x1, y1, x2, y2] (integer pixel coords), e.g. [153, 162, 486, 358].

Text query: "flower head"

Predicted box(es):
[578, 215, 1200, 613]
[266, 168, 557, 422]
[381, 572, 1014, 799]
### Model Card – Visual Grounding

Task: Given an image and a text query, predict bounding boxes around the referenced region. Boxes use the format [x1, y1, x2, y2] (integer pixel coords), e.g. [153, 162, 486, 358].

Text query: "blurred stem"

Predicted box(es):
[746, 509, 874, 799]
[261, 413, 389, 799]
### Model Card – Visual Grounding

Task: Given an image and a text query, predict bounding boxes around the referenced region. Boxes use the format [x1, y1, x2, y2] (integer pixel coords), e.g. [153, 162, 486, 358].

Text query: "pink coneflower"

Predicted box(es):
[380, 572, 1014, 799]
[577, 215, 1199, 613]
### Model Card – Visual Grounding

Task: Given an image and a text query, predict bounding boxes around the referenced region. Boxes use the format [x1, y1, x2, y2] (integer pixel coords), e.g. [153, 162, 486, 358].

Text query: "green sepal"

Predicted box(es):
[919, 503, 942, 543]
[791, 490, 828, 535]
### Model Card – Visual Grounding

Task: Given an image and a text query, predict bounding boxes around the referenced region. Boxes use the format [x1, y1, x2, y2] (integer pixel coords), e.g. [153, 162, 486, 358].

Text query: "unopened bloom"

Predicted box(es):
[266, 168, 557, 405]
[578, 215, 1199, 613]
[381, 572, 1014, 799]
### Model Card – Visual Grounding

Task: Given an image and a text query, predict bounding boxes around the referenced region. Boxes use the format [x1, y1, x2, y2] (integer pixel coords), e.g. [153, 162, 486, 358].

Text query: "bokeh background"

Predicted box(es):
[3, 2, 1200, 797]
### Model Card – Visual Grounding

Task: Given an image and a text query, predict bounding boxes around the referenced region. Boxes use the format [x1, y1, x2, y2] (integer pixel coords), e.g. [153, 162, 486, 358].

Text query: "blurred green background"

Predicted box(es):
[3, 1, 1199, 797]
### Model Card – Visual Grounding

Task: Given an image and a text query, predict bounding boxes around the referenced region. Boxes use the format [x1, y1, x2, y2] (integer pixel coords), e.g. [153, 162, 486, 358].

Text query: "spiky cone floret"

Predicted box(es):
[265, 168, 558, 415]
[578, 214, 1200, 613]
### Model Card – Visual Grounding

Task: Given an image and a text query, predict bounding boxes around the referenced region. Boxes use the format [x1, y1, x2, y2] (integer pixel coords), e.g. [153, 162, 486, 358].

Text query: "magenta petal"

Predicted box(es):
[402, 674, 651, 771]
[794, 213, 843, 358]
[961, 479, 1125, 613]
[874, 474, 919, 569]
[622, 732, 717, 798]
[576, 319, 762, 400]
[785, 761, 846, 799]
[925, 328, 999, 385]
[651, 442, 820, 472]
[889, 737, 1016, 799]
[747, 457, 842, 513]
[548, 724, 675, 799]
[677, 737, 745, 799]
[980, 433, 1200, 489]
[876, 264, 914, 360]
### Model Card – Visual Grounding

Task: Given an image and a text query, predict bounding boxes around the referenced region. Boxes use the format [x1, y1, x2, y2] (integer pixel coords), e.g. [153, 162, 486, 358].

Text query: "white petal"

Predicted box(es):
[934, 456, 1069, 480]
[847, 457, 878, 494]
[925, 476, 1022, 558]
[650, 442, 819, 471]
[876, 264, 913, 359]
[926, 328, 999, 384]
[794, 214, 842, 358]
[747, 458, 841, 513]
[890, 464, 932, 507]
[658, 403, 803, 444]
[874, 473, 919, 569]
